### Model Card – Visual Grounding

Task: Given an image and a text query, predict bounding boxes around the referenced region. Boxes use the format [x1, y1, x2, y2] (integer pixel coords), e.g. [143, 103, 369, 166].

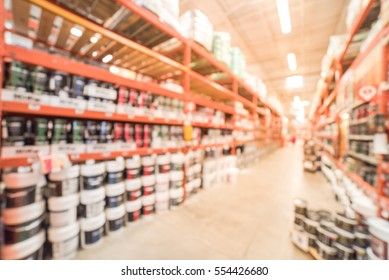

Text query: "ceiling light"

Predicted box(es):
[340, 112, 349, 120]
[286, 75, 303, 89]
[102, 54, 113, 63]
[109, 66, 120, 74]
[276, 0, 291, 34]
[92, 51, 98, 57]
[90, 33, 101, 43]
[70, 27, 83, 37]
[287, 52, 297, 71]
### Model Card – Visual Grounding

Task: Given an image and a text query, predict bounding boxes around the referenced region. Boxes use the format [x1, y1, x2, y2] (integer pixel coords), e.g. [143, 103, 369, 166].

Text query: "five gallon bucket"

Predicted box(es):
[48, 223, 80, 260]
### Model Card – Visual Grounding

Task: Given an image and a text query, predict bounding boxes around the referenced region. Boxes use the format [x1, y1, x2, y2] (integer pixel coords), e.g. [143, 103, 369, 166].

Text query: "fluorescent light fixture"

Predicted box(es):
[90, 33, 101, 43]
[276, 0, 291, 34]
[70, 27, 83, 37]
[109, 66, 120, 74]
[102, 54, 113, 63]
[340, 112, 349, 120]
[286, 75, 303, 89]
[301, 100, 310, 106]
[287, 52, 297, 71]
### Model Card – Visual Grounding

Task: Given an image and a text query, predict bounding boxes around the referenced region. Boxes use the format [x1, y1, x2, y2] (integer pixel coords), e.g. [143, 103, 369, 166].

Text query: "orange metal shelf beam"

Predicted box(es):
[0, 142, 239, 169]
[191, 122, 234, 130]
[337, 0, 376, 64]
[1, 101, 184, 125]
[189, 95, 235, 115]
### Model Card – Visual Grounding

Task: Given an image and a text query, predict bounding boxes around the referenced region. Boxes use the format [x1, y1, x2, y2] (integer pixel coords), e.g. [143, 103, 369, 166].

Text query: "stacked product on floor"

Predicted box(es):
[292, 199, 370, 260]
[1, 164, 47, 260]
[169, 153, 185, 208]
[236, 143, 258, 170]
[202, 147, 237, 189]
[303, 140, 322, 172]
[105, 158, 126, 235]
[47, 164, 80, 259]
[185, 149, 203, 198]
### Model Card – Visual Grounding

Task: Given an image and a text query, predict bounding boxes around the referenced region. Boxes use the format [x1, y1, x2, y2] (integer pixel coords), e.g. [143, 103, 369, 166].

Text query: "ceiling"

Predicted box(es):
[180, 0, 349, 116]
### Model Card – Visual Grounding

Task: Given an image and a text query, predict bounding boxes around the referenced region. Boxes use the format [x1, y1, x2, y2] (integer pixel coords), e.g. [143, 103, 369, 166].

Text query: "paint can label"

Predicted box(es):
[142, 185, 155, 196]
[108, 216, 125, 232]
[106, 195, 124, 208]
[52, 234, 79, 259]
[107, 171, 124, 184]
[126, 190, 142, 201]
[127, 210, 141, 222]
[48, 177, 79, 196]
[84, 226, 104, 245]
[142, 205, 155, 215]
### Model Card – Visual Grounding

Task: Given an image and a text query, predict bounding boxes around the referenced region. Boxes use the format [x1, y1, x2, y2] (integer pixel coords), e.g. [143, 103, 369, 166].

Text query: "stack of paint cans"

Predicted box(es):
[79, 161, 106, 249]
[170, 153, 185, 208]
[155, 154, 170, 212]
[46, 165, 80, 260]
[185, 150, 203, 197]
[125, 156, 142, 224]
[292, 199, 371, 260]
[105, 158, 126, 235]
[1, 164, 47, 260]
[141, 156, 156, 219]
[6, 61, 29, 91]
[2, 117, 50, 146]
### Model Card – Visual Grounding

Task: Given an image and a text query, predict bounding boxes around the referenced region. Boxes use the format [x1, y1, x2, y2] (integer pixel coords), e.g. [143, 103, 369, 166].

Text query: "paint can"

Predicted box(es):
[157, 154, 170, 174]
[142, 194, 156, 218]
[335, 213, 357, 233]
[142, 175, 156, 196]
[367, 218, 389, 259]
[126, 156, 142, 180]
[80, 162, 105, 190]
[105, 205, 126, 234]
[125, 178, 142, 202]
[317, 225, 338, 247]
[142, 156, 155, 176]
[1, 230, 45, 260]
[48, 193, 79, 227]
[48, 222, 80, 260]
[334, 226, 355, 249]
[126, 199, 142, 223]
[47, 165, 80, 197]
[105, 182, 125, 208]
[79, 187, 105, 218]
[105, 158, 125, 185]
[3, 201, 45, 245]
[335, 242, 355, 260]
[80, 212, 105, 249]
[170, 187, 184, 208]
[155, 191, 169, 213]
[2, 166, 42, 208]
[316, 240, 338, 260]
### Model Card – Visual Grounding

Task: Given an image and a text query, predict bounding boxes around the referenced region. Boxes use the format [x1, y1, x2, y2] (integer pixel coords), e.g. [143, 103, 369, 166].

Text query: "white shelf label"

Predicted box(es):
[86, 143, 118, 153]
[1, 89, 50, 104]
[2, 145, 50, 158]
[50, 96, 87, 110]
[87, 100, 116, 113]
[51, 144, 86, 155]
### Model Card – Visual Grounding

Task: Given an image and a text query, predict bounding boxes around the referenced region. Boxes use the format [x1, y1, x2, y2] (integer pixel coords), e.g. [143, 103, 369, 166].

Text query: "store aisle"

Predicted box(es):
[76, 143, 341, 260]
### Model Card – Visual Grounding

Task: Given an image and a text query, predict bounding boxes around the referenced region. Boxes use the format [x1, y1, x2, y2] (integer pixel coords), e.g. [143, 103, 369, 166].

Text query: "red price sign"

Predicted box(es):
[357, 85, 377, 102]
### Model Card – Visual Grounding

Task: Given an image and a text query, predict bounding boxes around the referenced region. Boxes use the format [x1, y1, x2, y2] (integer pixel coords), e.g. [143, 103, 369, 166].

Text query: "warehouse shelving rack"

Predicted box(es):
[309, 0, 389, 218]
[0, 0, 283, 174]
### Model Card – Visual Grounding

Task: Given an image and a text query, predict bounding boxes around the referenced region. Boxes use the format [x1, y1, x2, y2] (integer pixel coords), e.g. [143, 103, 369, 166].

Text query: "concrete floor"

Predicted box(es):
[76, 143, 342, 260]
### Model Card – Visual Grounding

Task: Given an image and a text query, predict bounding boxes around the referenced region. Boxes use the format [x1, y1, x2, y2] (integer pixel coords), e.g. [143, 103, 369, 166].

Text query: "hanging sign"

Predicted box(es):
[357, 85, 377, 102]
